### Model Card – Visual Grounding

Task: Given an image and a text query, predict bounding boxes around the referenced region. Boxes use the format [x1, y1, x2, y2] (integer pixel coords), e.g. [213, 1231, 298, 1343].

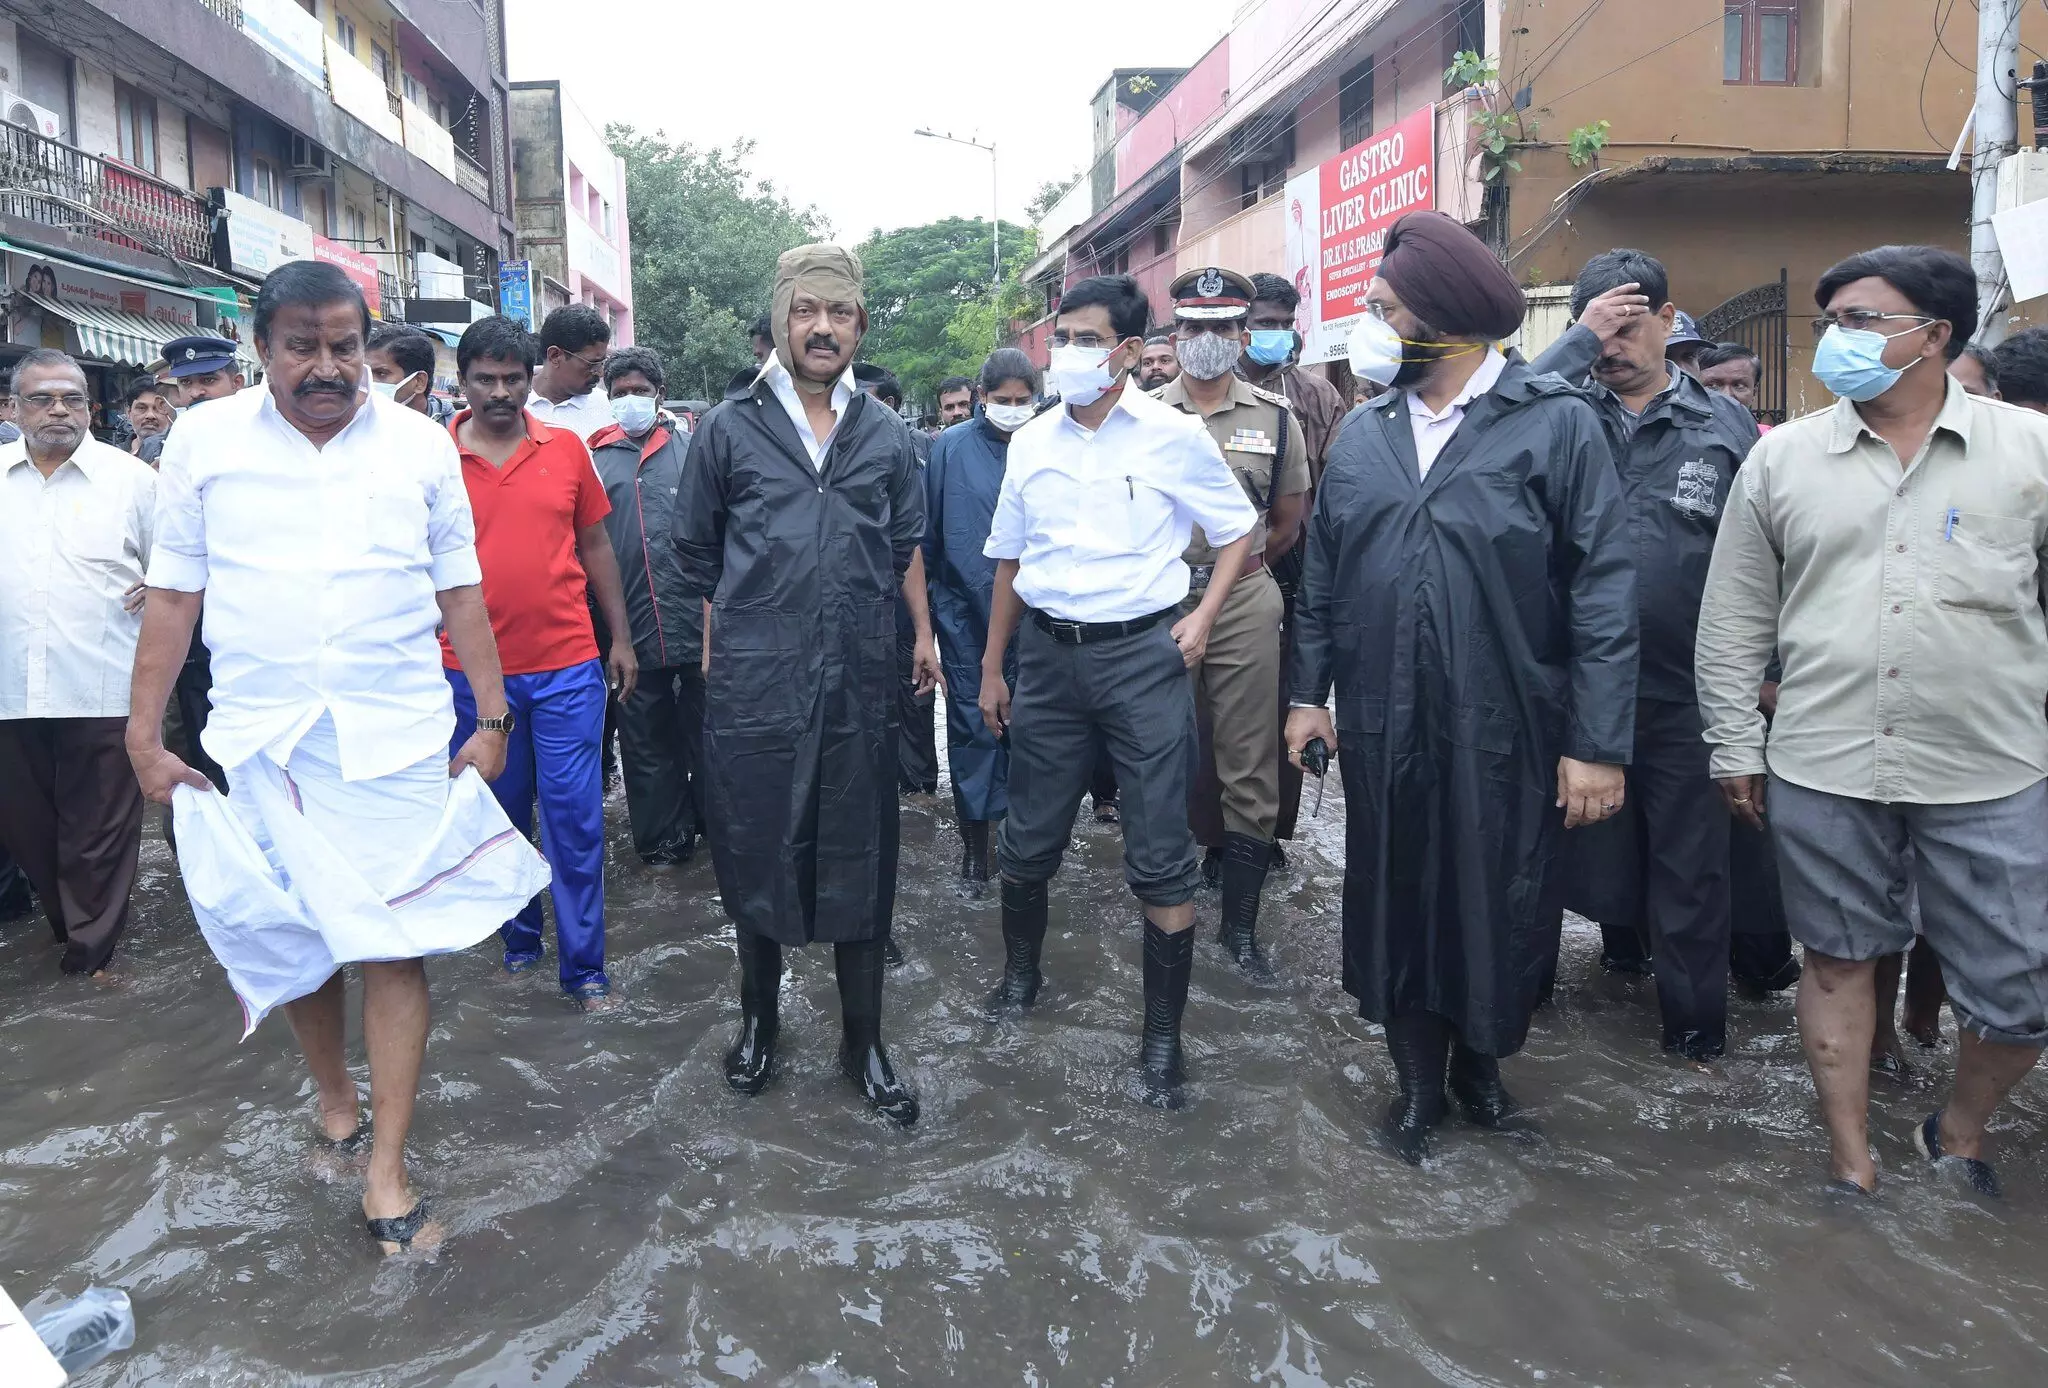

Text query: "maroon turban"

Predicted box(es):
[1377, 211, 1526, 340]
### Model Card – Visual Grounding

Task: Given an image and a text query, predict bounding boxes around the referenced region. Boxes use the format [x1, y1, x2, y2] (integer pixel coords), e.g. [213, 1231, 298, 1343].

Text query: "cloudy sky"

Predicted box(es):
[504, 0, 1239, 240]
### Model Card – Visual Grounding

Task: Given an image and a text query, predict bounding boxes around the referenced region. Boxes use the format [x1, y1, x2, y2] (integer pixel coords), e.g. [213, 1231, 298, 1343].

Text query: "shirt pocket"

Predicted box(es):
[1073, 469, 1155, 555]
[1936, 512, 2037, 616]
[60, 504, 127, 564]
[362, 478, 429, 559]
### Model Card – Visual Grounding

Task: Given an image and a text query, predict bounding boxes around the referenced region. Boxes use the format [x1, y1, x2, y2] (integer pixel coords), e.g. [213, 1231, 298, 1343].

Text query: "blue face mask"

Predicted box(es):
[1811, 323, 1924, 402]
[1245, 329, 1295, 367]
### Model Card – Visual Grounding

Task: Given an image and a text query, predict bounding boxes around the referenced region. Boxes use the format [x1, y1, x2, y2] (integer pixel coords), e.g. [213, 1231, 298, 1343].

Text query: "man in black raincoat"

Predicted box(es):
[1530, 249, 1760, 1062]
[672, 244, 938, 1127]
[1286, 212, 1639, 1164]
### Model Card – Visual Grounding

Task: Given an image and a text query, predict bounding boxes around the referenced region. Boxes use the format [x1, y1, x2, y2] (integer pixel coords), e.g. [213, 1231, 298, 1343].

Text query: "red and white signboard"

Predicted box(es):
[312, 235, 383, 319]
[1284, 104, 1435, 365]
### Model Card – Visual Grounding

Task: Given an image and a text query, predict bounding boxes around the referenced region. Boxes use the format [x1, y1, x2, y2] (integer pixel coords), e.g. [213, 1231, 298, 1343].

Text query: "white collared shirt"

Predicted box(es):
[526, 386, 614, 444]
[1406, 347, 1507, 476]
[147, 388, 484, 782]
[756, 354, 855, 467]
[984, 383, 1257, 622]
[0, 435, 157, 719]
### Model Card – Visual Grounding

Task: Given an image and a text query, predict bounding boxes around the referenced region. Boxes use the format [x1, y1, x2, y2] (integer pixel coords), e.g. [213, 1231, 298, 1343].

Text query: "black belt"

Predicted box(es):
[1029, 606, 1177, 645]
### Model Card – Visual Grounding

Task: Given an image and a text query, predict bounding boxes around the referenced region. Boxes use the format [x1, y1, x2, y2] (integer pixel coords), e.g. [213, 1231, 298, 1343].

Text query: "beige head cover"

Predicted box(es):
[772, 243, 867, 395]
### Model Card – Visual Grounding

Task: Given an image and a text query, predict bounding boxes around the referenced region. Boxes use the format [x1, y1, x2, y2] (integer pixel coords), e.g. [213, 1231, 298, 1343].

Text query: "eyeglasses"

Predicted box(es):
[22, 391, 88, 410]
[1049, 331, 1115, 349]
[1811, 311, 1934, 340]
[568, 351, 607, 372]
[1362, 301, 1398, 323]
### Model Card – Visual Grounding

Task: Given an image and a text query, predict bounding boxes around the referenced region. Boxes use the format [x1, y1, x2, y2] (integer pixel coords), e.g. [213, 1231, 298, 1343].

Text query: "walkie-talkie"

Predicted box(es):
[1302, 737, 1331, 817]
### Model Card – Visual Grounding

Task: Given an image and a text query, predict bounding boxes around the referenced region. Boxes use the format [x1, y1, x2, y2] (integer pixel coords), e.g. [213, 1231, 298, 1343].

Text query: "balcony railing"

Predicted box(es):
[0, 123, 212, 262]
[452, 147, 490, 204]
[196, 0, 242, 21]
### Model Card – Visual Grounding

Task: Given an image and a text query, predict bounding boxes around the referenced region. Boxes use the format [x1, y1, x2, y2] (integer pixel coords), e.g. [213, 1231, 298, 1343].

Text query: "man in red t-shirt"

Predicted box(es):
[444, 316, 637, 1009]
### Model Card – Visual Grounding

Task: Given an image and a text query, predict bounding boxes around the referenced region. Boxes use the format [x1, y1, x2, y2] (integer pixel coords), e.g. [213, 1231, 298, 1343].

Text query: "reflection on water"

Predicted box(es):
[3, 757, 2045, 1386]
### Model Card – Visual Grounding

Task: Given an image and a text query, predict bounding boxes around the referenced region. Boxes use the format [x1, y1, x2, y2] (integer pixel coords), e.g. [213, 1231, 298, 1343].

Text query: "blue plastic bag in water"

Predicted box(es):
[33, 1287, 135, 1374]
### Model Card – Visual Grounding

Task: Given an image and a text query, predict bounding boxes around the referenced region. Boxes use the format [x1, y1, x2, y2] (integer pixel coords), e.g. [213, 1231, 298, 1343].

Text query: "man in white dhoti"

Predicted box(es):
[124, 261, 549, 1254]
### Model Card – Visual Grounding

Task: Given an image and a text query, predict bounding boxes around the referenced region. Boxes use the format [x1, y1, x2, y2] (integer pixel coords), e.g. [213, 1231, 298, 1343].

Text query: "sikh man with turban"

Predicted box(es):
[672, 244, 939, 1125]
[1284, 212, 1640, 1163]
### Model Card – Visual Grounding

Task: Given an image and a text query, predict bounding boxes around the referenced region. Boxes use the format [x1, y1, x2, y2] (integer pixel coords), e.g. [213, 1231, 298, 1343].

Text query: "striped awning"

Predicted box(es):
[25, 292, 179, 368]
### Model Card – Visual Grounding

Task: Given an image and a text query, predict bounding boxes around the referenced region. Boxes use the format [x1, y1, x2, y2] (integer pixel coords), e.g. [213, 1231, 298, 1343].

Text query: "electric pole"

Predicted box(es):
[1973, 0, 2020, 345]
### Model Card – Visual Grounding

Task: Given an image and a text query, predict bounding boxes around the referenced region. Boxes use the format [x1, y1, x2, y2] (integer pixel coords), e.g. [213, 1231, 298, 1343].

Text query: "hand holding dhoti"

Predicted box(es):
[130, 742, 212, 805]
[1557, 757, 1624, 828]
[451, 728, 508, 782]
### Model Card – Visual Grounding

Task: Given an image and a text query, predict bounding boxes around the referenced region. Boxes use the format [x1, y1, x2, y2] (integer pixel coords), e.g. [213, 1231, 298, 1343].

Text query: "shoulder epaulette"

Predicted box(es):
[1248, 383, 1292, 409]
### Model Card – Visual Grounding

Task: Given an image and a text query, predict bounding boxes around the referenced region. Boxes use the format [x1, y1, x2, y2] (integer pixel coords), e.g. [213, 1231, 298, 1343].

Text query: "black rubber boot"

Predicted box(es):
[1599, 922, 1653, 975]
[959, 819, 994, 898]
[835, 940, 919, 1127]
[884, 935, 905, 969]
[1140, 918, 1194, 1109]
[1731, 931, 1802, 993]
[985, 878, 1048, 1015]
[1381, 1013, 1452, 1164]
[1200, 848, 1223, 890]
[1217, 832, 1276, 979]
[1448, 1036, 1523, 1128]
[724, 930, 781, 1095]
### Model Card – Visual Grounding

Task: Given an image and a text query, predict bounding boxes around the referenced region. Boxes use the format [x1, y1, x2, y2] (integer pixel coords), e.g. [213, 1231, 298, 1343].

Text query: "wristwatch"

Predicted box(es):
[475, 712, 515, 735]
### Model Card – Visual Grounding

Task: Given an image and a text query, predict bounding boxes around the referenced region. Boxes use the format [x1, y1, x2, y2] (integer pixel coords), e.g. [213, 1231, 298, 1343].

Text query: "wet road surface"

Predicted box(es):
[4, 742, 2048, 1385]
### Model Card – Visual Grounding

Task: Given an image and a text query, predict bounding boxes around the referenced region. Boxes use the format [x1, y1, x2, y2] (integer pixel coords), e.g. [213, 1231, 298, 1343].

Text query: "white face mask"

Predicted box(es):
[984, 401, 1037, 432]
[1347, 316, 1404, 388]
[368, 370, 423, 404]
[1048, 343, 1123, 408]
[610, 393, 658, 435]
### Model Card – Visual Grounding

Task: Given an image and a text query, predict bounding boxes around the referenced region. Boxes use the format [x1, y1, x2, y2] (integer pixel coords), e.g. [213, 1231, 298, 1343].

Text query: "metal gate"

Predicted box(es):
[1699, 270, 1789, 425]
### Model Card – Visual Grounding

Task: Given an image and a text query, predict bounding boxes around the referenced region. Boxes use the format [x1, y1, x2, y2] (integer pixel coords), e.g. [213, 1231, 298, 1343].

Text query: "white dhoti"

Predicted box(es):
[171, 715, 552, 1038]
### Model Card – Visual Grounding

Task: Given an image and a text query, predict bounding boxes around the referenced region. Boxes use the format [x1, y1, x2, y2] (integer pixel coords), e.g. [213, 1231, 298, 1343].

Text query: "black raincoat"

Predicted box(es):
[672, 383, 925, 945]
[1289, 355, 1639, 1055]
[923, 411, 1017, 821]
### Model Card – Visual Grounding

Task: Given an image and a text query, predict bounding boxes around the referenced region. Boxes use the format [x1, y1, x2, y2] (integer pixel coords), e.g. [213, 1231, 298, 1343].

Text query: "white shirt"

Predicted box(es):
[147, 387, 484, 782]
[526, 386, 614, 444]
[984, 383, 1257, 622]
[1406, 347, 1507, 476]
[756, 354, 855, 467]
[0, 435, 157, 719]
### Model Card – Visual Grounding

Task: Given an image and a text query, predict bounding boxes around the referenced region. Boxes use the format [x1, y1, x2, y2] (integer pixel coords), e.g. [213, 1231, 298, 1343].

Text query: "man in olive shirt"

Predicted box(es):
[1156, 268, 1311, 975]
[1697, 245, 2048, 1199]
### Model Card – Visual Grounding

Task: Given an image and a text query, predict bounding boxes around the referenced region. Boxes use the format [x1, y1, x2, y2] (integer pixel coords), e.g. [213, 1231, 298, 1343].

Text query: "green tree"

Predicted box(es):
[609, 127, 830, 400]
[856, 216, 1033, 406]
[1026, 170, 1083, 224]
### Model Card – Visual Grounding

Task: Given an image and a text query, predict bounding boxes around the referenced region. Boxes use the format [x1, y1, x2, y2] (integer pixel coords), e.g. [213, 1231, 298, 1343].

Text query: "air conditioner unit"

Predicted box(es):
[289, 134, 332, 177]
[0, 90, 63, 140]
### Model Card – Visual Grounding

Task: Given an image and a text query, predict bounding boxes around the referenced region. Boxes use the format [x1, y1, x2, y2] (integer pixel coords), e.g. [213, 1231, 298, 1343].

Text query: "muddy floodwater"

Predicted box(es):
[4, 740, 2047, 1386]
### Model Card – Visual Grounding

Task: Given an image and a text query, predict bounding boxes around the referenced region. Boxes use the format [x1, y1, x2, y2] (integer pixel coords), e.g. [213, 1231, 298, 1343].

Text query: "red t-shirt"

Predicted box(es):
[442, 410, 611, 675]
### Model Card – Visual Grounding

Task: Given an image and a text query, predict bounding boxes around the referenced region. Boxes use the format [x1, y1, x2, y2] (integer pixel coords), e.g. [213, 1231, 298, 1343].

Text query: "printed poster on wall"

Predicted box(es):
[1284, 104, 1436, 366]
[312, 235, 383, 318]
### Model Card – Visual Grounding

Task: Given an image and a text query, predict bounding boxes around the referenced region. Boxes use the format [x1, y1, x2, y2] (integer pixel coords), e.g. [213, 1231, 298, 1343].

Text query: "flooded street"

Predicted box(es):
[5, 739, 2048, 1387]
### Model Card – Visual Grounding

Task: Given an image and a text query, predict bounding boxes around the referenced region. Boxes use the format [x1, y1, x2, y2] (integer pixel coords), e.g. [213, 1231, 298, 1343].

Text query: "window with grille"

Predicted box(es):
[1725, 2, 1797, 85]
[1338, 58, 1375, 150]
[116, 82, 158, 175]
[252, 156, 283, 210]
[372, 43, 390, 84]
[335, 14, 357, 55]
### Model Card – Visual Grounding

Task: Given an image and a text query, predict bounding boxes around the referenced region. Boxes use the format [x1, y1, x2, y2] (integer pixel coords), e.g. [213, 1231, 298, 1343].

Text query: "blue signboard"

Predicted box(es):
[497, 260, 536, 331]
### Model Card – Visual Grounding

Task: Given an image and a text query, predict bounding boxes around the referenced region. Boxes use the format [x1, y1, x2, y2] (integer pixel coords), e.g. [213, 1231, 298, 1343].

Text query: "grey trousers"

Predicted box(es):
[1772, 776, 2048, 1044]
[997, 619, 1200, 907]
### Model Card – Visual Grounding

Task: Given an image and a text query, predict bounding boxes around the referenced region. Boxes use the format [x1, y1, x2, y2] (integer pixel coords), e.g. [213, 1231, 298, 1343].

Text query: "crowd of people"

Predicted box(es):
[5, 211, 2047, 1255]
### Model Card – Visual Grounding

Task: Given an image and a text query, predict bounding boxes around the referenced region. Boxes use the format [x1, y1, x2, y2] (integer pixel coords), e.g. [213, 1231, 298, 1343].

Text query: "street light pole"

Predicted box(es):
[913, 128, 999, 287]
[1973, 0, 2020, 345]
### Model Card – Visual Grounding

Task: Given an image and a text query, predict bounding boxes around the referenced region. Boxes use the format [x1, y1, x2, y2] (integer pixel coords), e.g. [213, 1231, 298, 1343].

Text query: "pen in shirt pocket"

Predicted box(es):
[1945, 507, 1959, 541]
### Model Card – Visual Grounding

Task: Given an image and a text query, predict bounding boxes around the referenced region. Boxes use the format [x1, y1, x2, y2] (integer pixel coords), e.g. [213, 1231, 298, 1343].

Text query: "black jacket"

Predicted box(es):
[1289, 354, 1639, 1054]
[671, 383, 924, 945]
[1533, 326, 1758, 703]
[590, 419, 703, 669]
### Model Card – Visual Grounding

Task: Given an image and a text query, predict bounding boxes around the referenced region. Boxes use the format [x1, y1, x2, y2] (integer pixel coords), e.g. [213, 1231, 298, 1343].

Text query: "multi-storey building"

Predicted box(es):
[0, 0, 514, 413]
[508, 79, 631, 344]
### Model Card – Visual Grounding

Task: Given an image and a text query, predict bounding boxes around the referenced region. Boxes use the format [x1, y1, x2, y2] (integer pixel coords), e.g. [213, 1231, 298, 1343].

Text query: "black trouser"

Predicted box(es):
[617, 665, 705, 860]
[1090, 729, 1118, 807]
[173, 640, 225, 790]
[1567, 697, 1732, 1055]
[0, 717, 145, 973]
[896, 603, 938, 793]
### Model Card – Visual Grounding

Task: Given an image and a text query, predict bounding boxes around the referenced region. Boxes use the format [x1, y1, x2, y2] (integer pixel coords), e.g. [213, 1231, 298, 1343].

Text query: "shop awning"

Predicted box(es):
[24, 292, 179, 368]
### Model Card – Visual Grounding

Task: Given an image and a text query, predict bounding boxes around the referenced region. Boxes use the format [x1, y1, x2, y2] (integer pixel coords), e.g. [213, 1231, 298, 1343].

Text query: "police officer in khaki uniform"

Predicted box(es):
[1153, 267, 1310, 976]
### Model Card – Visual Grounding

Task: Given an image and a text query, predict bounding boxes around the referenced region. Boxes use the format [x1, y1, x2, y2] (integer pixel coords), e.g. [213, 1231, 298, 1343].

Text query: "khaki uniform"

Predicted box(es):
[1156, 375, 1311, 843]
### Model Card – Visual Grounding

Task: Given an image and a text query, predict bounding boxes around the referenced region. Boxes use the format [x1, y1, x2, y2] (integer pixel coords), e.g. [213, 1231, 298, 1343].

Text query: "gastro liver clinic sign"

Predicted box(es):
[1284, 104, 1435, 366]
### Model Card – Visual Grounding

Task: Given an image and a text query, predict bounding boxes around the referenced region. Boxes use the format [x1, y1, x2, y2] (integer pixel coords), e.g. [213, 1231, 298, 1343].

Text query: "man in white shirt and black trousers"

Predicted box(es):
[977, 273, 1259, 1110]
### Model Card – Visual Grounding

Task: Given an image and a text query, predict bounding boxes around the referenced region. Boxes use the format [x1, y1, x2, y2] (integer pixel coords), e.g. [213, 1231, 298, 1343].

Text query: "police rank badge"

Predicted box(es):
[1671, 459, 1720, 518]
